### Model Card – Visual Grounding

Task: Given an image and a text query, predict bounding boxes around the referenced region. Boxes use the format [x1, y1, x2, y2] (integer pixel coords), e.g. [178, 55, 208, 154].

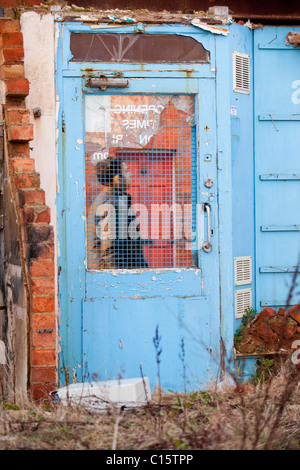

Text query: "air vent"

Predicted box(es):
[235, 288, 252, 319]
[233, 51, 250, 94]
[234, 256, 252, 286]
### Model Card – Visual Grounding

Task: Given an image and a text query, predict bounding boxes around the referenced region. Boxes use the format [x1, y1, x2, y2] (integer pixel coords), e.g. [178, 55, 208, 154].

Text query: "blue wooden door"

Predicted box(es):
[58, 26, 221, 392]
[254, 27, 300, 311]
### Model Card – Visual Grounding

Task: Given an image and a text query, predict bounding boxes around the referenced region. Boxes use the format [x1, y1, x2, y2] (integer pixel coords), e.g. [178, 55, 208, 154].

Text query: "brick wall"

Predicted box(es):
[0, 18, 57, 401]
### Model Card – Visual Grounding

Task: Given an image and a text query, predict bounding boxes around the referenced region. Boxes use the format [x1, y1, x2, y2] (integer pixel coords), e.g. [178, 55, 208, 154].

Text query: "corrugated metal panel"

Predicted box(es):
[254, 26, 300, 310]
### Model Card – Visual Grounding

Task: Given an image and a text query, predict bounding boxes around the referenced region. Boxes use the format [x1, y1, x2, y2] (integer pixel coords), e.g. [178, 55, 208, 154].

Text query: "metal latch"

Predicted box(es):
[86, 77, 129, 91]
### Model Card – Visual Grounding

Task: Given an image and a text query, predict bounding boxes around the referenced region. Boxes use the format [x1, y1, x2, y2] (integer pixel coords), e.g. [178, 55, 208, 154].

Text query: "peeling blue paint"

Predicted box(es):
[56, 22, 242, 391]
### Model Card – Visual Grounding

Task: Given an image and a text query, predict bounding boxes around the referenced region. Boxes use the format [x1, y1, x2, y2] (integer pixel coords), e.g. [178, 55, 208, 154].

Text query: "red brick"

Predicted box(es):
[278, 307, 288, 316]
[256, 322, 278, 345]
[31, 366, 56, 384]
[14, 172, 40, 189]
[11, 157, 34, 172]
[2, 32, 23, 47]
[7, 124, 33, 142]
[32, 313, 56, 330]
[32, 295, 55, 313]
[0, 63, 24, 79]
[34, 206, 51, 223]
[31, 384, 56, 402]
[256, 308, 277, 322]
[18, 189, 45, 206]
[32, 331, 56, 348]
[26, 224, 54, 244]
[1, 47, 24, 64]
[289, 305, 300, 324]
[30, 260, 54, 277]
[5, 99, 25, 109]
[32, 278, 55, 296]
[8, 142, 30, 158]
[28, 242, 55, 261]
[0, 19, 20, 35]
[6, 108, 30, 125]
[20, 207, 32, 223]
[4, 78, 29, 98]
[21, 205, 50, 223]
[32, 349, 56, 366]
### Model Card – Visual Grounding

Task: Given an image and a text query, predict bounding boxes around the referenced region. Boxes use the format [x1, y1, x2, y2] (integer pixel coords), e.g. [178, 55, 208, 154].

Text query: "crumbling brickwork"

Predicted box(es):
[0, 18, 57, 400]
[235, 305, 300, 355]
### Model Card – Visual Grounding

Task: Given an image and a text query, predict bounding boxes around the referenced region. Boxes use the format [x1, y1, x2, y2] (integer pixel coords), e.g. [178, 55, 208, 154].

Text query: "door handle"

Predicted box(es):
[202, 203, 212, 253]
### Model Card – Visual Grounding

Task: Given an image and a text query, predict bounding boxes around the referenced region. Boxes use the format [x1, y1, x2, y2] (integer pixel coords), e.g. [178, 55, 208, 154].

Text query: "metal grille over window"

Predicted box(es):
[85, 95, 196, 270]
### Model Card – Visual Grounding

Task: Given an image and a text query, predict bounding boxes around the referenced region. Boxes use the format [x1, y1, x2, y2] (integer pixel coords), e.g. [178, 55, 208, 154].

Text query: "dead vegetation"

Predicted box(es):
[1, 270, 299, 450]
[0, 357, 300, 450]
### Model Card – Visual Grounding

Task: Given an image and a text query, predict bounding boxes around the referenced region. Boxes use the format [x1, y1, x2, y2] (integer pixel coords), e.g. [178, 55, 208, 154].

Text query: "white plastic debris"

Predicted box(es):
[121, 16, 136, 23]
[0, 340, 6, 365]
[108, 15, 122, 23]
[191, 19, 229, 36]
[51, 377, 151, 411]
[74, 15, 99, 22]
[216, 375, 236, 392]
[207, 6, 229, 17]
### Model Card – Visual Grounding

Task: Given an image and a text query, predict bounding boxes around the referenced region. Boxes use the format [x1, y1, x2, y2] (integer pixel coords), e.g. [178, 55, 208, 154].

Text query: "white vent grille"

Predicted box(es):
[233, 51, 250, 94]
[235, 288, 252, 319]
[234, 256, 252, 286]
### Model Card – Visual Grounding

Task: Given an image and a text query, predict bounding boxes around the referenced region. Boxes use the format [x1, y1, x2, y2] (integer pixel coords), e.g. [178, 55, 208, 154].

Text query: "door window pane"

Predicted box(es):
[71, 33, 210, 63]
[85, 95, 196, 270]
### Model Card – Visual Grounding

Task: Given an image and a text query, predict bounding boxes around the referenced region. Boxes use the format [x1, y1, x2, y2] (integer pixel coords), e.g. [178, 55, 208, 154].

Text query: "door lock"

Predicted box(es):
[205, 178, 213, 188]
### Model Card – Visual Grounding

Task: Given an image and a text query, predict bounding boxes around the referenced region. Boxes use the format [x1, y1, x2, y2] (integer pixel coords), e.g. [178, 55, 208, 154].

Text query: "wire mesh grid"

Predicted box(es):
[85, 94, 196, 270]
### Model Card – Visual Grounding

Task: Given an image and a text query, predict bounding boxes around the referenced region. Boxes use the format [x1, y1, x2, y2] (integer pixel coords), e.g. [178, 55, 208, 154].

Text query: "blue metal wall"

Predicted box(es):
[55, 22, 300, 390]
[228, 24, 256, 333]
[254, 26, 300, 311]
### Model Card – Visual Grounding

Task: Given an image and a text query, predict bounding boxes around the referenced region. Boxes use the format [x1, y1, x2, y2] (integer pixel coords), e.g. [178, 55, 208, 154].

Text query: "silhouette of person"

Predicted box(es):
[86, 156, 148, 269]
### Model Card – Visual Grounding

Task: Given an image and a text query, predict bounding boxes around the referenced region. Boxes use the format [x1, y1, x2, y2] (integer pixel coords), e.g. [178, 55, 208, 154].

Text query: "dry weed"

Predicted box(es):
[0, 358, 299, 450]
